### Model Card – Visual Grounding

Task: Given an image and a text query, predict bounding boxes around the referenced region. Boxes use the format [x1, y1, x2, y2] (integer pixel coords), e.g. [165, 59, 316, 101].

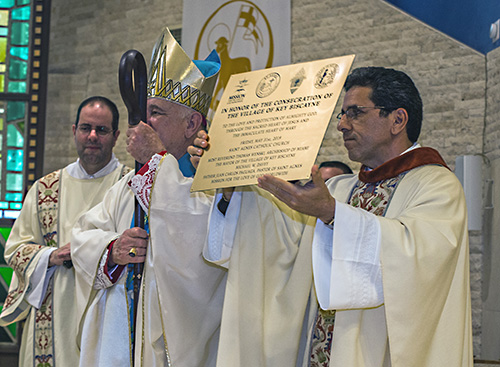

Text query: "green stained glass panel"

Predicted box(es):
[6, 101, 25, 121]
[0, 11, 8, 26]
[6, 149, 23, 171]
[11, 22, 29, 46]
[6, 173, 22, 191]
[0, 117, 3, 130]
[10, 46, 28, 60]
[0, 313, 17, 339]
[0, 36, 6, 62]
[8, 80, 26, 92]
[0, 74, 4, 92]
[12, 6, 29, 20]
[7, 124, 23, 147]
[16, 0, 30, 5]
[8, 323, 17, 338]
[0, 267, 12, 285]
[0, 226, 12, 240]
[0, 202, 7, 209]
[9, 59, 27, 79]
[0, 0, 15, 7]
[0, 272, 12, 299]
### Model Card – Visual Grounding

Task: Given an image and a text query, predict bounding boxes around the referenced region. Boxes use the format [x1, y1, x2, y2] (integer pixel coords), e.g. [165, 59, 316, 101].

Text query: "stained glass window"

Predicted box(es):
[0, 1, 32, 221]
[0, 0, 50, 349]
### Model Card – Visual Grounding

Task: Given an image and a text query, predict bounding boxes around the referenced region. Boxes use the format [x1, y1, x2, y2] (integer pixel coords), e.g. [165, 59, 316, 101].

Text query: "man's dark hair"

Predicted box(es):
[75, 96, 119, 131]
[319, 161, 353, 174]
[344, 67, 422, 143]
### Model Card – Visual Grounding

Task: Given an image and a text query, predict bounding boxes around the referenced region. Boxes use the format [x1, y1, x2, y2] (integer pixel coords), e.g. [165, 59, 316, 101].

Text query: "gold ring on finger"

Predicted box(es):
[128, 247, 137, 258]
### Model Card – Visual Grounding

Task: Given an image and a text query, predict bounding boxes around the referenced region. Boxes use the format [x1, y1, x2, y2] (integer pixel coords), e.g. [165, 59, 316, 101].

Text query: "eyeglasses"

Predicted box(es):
[336, 106, 387, 120]
[77, 124, 114, 136]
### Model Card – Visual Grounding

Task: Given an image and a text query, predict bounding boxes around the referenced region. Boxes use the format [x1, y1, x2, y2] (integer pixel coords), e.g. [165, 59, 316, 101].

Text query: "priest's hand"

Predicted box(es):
[109, 227, 149, 266]
[257, 165, 336, 223]
[126, 121, 165, 164]
[48, 242, 71, 267]
[188, 130, 235, 201]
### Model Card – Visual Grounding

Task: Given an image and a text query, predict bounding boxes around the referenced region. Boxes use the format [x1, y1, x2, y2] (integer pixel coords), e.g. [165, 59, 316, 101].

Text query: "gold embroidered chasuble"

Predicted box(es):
[0, 164, 129, 367]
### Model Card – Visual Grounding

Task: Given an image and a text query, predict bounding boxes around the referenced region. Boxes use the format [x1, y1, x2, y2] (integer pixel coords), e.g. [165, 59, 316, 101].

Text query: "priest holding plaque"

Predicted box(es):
[190, 66, 472, 366]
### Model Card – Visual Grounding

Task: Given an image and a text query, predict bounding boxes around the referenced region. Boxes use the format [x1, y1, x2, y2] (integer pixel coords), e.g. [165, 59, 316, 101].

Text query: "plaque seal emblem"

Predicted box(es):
[314, 63, 339, 89]
[256, 72, 281, 98]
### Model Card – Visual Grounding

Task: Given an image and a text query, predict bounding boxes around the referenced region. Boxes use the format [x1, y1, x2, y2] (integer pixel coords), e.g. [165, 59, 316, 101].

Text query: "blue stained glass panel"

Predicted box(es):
[6, 173, 23, 191]
[9, 59, 27, 79]
[12, 6, 29, 20]
[0, 0, 15, 8]
[16, 0, 30, 5]
[8, 81, 26, 92]
[5, 193, 22, 201]
[0, 202, 7, 209]
[0, 28, 7, 36]
[7, 101, 25, 121]
[6, 124, 23, 147]
[11, 22, 29, 46]
[10, 46, 28, 60]
[9, 202, 21, 210]
[6, 149, 23, 171]
[5, 192, 23, 201]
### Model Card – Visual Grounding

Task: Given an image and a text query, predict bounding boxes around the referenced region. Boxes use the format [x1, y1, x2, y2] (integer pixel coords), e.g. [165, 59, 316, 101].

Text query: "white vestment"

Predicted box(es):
[0, 162, 128, 367]
[205, 185, 317, 367]
[72, 153, 226, 367]
[206, 153, 472, 366]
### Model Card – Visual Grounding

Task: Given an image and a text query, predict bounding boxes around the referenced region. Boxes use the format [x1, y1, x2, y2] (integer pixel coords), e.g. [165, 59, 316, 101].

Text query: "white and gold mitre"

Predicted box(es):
[148, 27, 220, 118]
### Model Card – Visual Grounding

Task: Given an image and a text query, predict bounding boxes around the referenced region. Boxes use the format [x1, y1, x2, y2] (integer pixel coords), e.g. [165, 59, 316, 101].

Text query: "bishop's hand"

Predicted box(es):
[187, 130, 209, 169]
[109, 227, 149, 266]
[126, 121, 165, 164]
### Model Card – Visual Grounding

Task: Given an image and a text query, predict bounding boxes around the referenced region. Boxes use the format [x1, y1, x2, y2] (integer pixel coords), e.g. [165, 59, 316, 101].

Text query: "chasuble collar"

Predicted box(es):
[358, 147, 449, 183]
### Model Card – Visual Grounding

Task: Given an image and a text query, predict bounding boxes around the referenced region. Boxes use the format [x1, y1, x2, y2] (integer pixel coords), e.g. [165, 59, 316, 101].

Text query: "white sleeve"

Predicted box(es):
[25, 248, 57, 308]
[203, 191, 242, 268]
[313, 201, 384, 310]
